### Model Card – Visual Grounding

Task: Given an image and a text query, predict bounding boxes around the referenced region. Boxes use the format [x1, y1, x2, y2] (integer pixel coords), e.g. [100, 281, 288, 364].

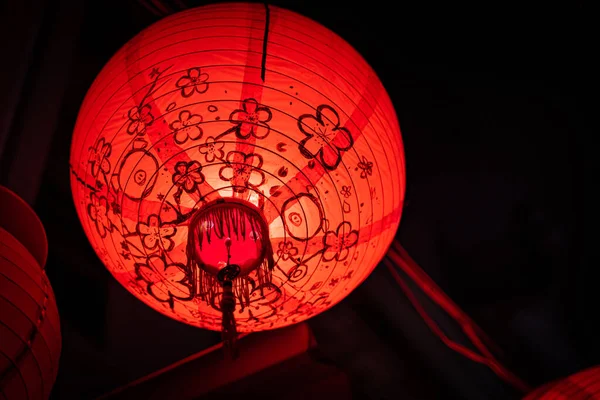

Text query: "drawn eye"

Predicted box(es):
[288, 212, 302, 227]
[134, 170, 147, 185]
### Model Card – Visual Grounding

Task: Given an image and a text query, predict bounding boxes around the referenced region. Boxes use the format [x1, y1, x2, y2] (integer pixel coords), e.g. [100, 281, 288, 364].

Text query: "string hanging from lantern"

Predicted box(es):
[385, 241, 530, 393]
[136, 0, 168, 16]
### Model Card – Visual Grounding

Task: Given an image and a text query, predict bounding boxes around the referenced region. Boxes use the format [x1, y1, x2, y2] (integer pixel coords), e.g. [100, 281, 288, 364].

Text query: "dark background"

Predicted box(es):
[0, 0, 592, 399]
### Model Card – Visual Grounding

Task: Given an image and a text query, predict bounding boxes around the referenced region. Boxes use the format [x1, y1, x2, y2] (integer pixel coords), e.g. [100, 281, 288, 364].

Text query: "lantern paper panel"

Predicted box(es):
[70, 2, 405, 332]
[0, 227, 61, 400]
[523, 366, 600, 399]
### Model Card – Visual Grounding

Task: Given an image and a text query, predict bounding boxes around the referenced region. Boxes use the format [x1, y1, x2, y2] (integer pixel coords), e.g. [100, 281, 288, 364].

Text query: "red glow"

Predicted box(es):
[70, 2, 405, 332]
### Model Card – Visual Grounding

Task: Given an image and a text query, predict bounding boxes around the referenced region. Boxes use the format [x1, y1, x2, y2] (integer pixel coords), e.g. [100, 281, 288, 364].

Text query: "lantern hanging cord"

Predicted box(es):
[384, 243, 530, 393]
[261, 3, 270, 82]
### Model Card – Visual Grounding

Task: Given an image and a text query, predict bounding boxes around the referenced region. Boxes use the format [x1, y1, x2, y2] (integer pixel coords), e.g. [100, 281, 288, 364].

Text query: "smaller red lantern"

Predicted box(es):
[0, 186, 61, 400]
[523, 366, 600, 399]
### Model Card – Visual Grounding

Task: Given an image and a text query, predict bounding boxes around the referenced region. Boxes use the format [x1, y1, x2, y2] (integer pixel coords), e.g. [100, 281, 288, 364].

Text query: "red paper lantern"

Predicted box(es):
[69, 2, 405, 338]
[0, 186, 61, 399]
[523, 366, 600, 399]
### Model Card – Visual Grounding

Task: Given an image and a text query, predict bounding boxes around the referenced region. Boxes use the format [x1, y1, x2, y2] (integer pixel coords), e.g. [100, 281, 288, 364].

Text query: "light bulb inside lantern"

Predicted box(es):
[187, 199, 272, 277]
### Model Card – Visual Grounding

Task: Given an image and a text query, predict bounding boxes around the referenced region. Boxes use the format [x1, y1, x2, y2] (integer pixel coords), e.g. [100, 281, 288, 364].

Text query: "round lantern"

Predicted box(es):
[523, 366, 600, 399]
[0, 186, 61, 399]
[69, 2, 405, 339]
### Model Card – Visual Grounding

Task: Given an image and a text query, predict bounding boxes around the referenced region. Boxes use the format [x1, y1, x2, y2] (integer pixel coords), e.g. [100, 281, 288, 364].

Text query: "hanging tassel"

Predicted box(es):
[185, 198, 275, 359]
[219, 238, 240, 359]
[220, 279, 239, 359]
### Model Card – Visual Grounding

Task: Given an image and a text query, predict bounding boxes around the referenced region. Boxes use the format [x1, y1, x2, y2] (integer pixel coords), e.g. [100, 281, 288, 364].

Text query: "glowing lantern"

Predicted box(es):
[69, 2, 405, 343]
[0, 186, 61, 399]
[523, 366, 600, 399]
